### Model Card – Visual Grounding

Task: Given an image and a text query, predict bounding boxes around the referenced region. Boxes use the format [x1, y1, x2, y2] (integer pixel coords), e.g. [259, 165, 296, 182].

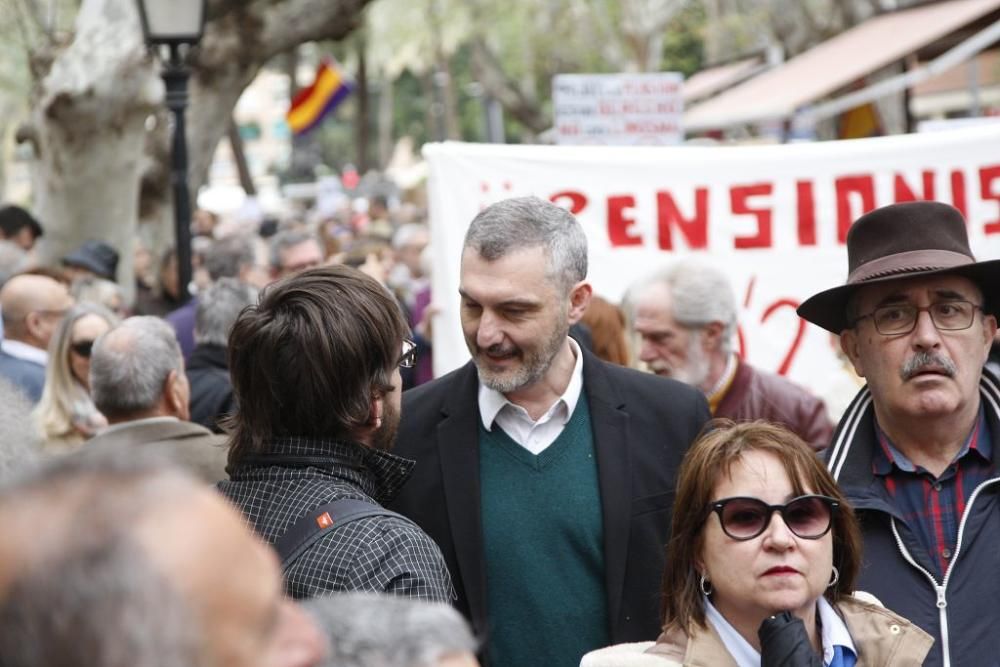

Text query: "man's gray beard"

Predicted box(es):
[476, 330, 566, 395]
[673, 333, 711, 389]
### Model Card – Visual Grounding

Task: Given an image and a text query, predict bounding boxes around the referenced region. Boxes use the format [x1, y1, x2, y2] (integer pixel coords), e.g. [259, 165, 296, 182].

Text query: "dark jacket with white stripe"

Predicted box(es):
[825, 371, 1000, 667]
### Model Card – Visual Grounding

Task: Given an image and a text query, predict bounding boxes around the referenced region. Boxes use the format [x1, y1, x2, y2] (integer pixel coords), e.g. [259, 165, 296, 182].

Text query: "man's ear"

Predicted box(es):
[23, 311, 44, 340]
[368, 394, 384, 429]
[982, 314, 997, 355]
[567, 281, 593, 325]
[839, 329, 865, 377]
[164, 370, 190, 421]
[700, 321, 726, 352]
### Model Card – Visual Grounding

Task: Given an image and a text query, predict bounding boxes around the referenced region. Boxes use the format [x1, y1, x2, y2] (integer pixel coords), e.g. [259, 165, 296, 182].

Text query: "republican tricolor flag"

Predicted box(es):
[286, 59, 353, 136]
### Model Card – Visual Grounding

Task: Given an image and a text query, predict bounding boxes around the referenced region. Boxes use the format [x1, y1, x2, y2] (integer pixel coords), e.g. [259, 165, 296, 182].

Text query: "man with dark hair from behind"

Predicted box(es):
[0, 453, 327, 667]
[0, 204, 43, 251]
[304, 592, 478, 667]
[219, 265, 453, 601]
[187, 278, 257, 432]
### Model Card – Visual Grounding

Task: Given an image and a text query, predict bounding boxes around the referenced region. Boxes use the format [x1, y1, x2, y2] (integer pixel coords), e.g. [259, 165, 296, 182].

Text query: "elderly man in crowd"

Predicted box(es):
[0, 273, 73, 402]
[86, 316, 227, 482]
[629, 260, 833, 450]
[797, 201, 1000, 667]
[218, 265, 452, 602]
[305, 593, 478, 667]
[0, 453, 327, 667]
[187, 278, 257, 433]
[269, 228, 325, 279]
[167, 234, 269, 359]
[391, 197, 709, 667]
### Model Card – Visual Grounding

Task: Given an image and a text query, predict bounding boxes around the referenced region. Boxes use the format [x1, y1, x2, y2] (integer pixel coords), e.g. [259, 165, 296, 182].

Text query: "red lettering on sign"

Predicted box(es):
[656, 189, 708, 250]
[731, 183, 773, 249]
[951, 170, 968, 218]
[981, 166, 1000, 234]
[607, 195, 642, 246]
[835, 175, 876, 243]
[796, 180, 817, 246]
[893, 171, 935, 202]
[550, 190, 588, 215]
[761, 299, 806, 376]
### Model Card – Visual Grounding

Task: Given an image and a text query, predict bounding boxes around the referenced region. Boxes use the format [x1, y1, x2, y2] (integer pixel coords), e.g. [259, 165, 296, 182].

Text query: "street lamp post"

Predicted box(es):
[135, 0, 206, 303]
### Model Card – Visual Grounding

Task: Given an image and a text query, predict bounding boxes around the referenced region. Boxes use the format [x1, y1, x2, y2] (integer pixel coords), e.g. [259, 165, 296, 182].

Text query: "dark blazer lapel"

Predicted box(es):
[437, 362, 489, 632]
[582, 349, 632, 631]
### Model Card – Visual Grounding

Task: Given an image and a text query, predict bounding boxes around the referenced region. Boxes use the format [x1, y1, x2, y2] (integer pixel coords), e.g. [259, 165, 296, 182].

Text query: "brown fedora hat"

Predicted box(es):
[797, 201, 1000, 333]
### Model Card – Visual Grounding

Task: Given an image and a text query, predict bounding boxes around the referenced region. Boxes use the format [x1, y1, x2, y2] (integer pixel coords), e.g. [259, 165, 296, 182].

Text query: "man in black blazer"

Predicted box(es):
[390, 196, 710, 667]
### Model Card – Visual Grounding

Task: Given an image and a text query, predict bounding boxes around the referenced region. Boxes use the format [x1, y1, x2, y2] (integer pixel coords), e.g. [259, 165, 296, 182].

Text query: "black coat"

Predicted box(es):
[186, 343, 235, 434]
[389, 347, 710, 648]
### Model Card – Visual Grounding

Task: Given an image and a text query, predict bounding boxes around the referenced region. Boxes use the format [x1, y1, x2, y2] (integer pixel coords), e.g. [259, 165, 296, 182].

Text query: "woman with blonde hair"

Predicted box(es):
[582, 420, 932, 666]
[33, 303, 119, 453]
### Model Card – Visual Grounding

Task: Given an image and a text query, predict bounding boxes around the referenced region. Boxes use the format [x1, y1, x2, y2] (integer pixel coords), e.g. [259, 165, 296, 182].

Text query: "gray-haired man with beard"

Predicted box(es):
[217, 265, 453, 603]
[390, 197, 709, 667]
[798, 201, 1000, 667]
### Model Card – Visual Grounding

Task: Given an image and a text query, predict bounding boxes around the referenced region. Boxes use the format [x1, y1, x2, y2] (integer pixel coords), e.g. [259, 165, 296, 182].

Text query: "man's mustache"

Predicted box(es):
[900, 351, 957, 380]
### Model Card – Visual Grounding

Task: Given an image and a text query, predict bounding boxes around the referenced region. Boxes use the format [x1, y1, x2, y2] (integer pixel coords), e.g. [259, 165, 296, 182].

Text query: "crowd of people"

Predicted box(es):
[0, 195, 996, 667]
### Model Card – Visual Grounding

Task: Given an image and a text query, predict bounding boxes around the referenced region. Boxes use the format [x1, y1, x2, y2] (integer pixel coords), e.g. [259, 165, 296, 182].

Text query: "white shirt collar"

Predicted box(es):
[1, 339, 47, 366]
[478, 336, 584, 431]
[704, 596, 760, 667]
[818, 596, 856, 665]
[704, 595, 855, 667]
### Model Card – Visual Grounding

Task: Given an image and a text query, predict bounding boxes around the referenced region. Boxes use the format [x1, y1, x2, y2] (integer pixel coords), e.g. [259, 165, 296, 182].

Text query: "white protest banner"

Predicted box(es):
[424, 125, 1000, 416]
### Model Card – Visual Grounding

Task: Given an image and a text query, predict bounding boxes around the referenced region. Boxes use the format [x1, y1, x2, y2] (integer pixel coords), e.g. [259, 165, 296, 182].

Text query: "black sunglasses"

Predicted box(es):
[707, 494, 839, 541]
[70, 340, 95, 358]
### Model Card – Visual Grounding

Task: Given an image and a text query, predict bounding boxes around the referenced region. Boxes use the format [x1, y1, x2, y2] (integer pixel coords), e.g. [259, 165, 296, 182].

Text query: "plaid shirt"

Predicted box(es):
[218, 436, 454, 602]
[873, 407, 994, 579]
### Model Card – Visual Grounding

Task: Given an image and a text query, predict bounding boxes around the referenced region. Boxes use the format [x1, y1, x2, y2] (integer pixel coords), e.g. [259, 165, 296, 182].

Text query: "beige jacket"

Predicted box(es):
[85, 417, 228, 483]
[581, 597, 932, 667]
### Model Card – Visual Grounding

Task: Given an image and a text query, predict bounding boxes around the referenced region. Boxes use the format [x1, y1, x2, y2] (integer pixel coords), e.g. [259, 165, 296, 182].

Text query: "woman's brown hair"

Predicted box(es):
[660, 420, 862, 633]
[580, 295, 631, 366]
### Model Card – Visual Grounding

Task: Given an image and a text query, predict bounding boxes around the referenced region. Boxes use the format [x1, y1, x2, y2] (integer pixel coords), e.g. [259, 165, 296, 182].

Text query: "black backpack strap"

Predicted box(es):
[273, 498, 406, 572]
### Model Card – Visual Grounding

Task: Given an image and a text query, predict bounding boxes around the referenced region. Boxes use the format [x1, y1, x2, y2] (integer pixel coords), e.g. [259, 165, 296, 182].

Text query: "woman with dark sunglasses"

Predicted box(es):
[32, 302, 119, 453]
[582, 421, 931, 667]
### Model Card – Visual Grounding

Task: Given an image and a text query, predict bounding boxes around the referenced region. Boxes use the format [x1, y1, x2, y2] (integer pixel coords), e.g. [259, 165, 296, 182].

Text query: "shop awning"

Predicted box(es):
[682, 56, 765, 104]
[684, 0, 1000, 131]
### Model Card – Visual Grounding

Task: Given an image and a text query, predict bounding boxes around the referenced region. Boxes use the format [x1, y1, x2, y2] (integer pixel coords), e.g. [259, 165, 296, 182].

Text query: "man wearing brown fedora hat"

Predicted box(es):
[798, 200, 1000, 667]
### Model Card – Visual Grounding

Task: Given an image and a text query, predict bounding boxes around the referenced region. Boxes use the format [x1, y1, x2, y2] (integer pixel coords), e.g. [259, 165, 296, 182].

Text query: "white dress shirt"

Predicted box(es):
[477, 337, 584, 455]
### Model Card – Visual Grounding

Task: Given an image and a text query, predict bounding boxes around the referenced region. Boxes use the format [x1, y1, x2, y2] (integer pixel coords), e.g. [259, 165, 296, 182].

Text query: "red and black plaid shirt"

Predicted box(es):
[873, 407, 994, 579]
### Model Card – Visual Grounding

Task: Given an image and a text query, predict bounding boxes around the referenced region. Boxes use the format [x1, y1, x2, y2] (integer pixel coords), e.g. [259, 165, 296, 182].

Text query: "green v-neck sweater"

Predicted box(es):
[479, 398, 609, 667]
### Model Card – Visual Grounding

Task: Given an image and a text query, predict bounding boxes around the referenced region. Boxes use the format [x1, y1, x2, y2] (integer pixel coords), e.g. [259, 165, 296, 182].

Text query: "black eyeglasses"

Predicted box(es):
[70, 340, 95, 358]
[852, 300, 982, 336]
[707, 495, 839, 541]
[398, 339, 417, 369]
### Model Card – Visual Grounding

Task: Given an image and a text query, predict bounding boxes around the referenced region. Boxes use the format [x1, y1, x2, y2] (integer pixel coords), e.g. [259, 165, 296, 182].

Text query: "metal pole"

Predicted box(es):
[163, 43, 192, 303]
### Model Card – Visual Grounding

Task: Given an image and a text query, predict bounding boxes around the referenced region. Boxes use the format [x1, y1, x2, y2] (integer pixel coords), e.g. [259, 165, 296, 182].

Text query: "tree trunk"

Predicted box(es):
[228, 117, 257, 196]
[376, 74, 394, 168]
[355, 35, 370, 173]
[470, 37, 547, 135]
[21, 0, 382, 293]
[26, 0, 160, 304]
